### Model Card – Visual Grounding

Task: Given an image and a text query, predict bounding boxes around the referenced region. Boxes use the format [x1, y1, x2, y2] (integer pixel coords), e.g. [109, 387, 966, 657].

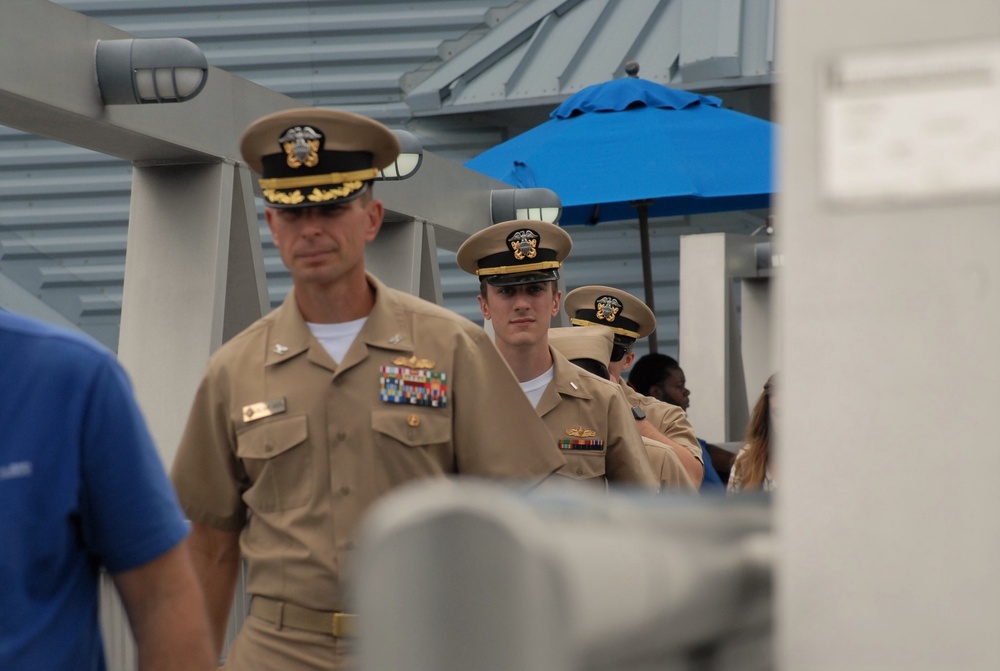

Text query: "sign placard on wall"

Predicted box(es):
[822, 41, 1000, 206]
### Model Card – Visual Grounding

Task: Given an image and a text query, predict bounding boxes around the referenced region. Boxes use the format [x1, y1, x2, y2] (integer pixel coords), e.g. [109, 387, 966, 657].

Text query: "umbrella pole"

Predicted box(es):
[634, 200, 657, 353]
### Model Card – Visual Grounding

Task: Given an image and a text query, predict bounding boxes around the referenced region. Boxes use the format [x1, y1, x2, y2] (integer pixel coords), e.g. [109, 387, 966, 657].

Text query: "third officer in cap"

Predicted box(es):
[564, 285, 704, 484]
[548, 325, 697, 493]
[458, 221, 656, 491]
[171, 109, 565, 670]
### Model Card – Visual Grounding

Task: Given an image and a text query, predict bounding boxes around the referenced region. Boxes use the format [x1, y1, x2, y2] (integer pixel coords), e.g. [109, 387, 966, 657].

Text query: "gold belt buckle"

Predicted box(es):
[332, 613, 358, 638]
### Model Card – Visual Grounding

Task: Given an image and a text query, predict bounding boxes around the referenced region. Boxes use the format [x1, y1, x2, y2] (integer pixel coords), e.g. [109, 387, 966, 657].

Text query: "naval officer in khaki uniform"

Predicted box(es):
[456, 220, 656, 490]
[564, 285, 704, 485]
[170, 108, 565, 671]
[548, 326, 697, 493]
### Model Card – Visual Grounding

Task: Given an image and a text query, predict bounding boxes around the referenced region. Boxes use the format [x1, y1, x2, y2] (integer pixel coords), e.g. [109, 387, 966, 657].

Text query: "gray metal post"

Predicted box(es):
[118, 161, 267, 468]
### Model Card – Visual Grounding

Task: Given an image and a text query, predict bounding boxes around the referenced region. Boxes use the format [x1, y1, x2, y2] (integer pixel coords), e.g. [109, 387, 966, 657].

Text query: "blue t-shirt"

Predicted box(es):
[699, 438, 726, 492]
[0, 311, 189, 670]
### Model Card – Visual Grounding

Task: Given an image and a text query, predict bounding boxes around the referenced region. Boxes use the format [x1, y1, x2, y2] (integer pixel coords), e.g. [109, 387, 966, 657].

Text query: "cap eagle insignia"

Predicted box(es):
[508, 229, 539, 261]
[595, 296, 622, 322]
[278, 125, 322, 169]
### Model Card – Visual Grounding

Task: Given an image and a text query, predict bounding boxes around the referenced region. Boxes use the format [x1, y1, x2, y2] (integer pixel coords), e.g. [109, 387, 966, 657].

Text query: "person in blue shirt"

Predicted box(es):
[628, 353, 731, 491]
[0, 309, 214, 670]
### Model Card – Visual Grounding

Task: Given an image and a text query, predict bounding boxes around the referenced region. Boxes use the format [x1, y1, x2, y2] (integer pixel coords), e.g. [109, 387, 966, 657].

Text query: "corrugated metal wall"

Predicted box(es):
[0, 128, 132, 349]
[1, 0, 512, 351]
[0, 0, 768, 359]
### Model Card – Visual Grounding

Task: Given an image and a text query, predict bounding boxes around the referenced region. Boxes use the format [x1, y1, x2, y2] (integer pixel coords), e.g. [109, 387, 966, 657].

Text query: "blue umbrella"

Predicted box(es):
[466, 75, 775, 225]
[464, 72, 776, 350]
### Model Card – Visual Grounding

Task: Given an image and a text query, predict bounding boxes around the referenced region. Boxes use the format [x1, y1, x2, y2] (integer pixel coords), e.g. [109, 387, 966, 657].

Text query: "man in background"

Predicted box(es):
[548, 325, 696, 493]
[564, 285, 704, 485]
[0, 309, 214, 670]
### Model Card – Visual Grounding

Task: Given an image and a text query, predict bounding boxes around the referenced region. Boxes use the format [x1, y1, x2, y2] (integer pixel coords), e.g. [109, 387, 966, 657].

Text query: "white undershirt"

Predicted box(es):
[519, 366, 554, 409]
[307, 317, 367, 364]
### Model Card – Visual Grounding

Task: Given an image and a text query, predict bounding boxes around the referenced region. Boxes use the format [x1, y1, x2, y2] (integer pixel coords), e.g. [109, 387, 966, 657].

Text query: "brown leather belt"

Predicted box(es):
[250, 596, 358, 638]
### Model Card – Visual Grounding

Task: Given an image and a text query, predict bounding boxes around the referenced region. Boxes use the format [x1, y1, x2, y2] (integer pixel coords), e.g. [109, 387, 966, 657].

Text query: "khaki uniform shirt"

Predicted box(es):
[537, 349, 657, 489]
[171, 275, 565, 612]
[619, 379, 703, 463]
[642, 438, 697, 493]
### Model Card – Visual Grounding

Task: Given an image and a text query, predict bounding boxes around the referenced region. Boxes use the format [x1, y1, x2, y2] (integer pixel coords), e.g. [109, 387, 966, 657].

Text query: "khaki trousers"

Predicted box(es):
[224, 612, 355, 671]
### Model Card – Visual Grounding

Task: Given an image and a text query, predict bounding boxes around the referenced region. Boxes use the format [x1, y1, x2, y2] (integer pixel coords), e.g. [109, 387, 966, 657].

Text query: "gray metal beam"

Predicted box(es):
[378, 150, 510, 252]
[404, 0, 571, 113]
[1, 0, 297, 164]
[0, 272, 80, 330]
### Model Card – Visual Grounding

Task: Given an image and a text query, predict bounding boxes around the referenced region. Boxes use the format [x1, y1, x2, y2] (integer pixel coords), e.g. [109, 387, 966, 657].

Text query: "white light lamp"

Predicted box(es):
[377, 130, 424, 180]
[96, 38, 208, 105]
[491, 187, 562, 224]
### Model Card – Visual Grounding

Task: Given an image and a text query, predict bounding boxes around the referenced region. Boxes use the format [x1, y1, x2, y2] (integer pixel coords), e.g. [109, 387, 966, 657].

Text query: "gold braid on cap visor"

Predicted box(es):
[475, 261, 562, 276]
[259, 168, 381, 205]
[569, 317, 640, 339]
[258, 167, 381, 190]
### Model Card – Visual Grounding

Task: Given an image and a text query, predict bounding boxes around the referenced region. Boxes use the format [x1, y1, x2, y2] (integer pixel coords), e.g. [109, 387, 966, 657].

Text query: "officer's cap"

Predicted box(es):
[563, 285, 656, 359]
[240, 107, 400, 209]
[548, 325, 615, 366]
[456, 219, 572, 287]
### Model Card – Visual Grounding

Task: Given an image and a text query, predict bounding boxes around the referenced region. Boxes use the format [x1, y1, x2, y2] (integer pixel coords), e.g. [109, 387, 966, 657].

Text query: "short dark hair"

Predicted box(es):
[628, 352, 679, 396]
[569, 358, 610, 380]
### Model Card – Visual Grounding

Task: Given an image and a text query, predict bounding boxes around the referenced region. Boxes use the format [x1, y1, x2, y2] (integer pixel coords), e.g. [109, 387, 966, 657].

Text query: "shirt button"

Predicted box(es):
[336, 432, 347, 441]
[344, 542, 355, 551]
[340, 486, 351, 496]
[576, 468, 584, 476]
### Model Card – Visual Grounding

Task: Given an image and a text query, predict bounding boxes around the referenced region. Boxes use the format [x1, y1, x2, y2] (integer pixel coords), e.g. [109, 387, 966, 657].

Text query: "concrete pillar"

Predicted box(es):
[679, 233, 766, 443]
[777, 3, 1000, 669]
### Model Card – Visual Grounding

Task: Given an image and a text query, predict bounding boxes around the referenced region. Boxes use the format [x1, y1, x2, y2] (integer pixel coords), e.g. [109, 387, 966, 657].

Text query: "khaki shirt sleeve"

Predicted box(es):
[642, 438, 698, 493]
[648, 401, 702, 463]
[450, 326, 565, 487]
[621, 382, 702, 464]
[171, 366, 248, 532]
[603, 384, 658, 491]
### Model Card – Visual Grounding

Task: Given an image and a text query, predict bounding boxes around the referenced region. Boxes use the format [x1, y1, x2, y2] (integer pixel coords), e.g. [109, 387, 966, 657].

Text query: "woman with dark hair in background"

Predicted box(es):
[727, 374, 778, 494]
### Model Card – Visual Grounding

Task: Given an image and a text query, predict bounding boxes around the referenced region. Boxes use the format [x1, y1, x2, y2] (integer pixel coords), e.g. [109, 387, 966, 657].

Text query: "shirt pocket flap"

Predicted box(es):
[236, 414, 308, 460]
[372, 409, 450, 447]
[558, 453, 607, 481]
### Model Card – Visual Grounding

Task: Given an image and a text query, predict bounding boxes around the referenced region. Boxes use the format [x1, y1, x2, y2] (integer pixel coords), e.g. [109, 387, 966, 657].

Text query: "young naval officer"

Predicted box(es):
[170, 108, 566, 670]
[564, 285, 704, 485]
[456, 220, 657, 490]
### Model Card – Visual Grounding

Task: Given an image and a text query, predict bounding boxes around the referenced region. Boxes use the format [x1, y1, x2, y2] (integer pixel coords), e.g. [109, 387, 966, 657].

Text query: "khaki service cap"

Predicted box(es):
[456, 219, 572, 287]
[240, 107, 400, 209]
[563, 285, 656, 360]
[548, 325, 615, 366]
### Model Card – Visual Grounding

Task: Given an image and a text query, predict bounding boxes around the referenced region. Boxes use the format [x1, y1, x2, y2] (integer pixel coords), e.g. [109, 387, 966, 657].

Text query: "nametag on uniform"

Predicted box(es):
[379, 366, 448, 408]
[242, 397, 287, 423]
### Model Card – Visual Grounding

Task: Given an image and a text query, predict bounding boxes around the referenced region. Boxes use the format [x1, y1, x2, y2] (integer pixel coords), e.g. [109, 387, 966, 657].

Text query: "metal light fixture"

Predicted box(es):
[96, 38, 208, 105]
[377, 130, 424, 180]
[491, 187, 562, 224]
